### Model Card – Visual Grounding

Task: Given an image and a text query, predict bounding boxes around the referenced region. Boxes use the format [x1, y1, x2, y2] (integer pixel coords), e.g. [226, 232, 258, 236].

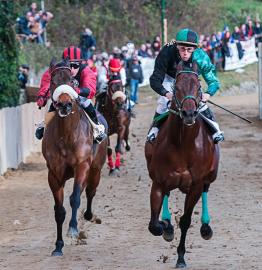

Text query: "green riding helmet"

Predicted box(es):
[176, 28, 199, 47]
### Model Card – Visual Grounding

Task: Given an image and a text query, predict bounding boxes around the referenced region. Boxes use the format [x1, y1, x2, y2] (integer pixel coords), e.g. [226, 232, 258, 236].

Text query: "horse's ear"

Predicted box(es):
[50, 57, 57, 68]
[192, 61, 198, 73]
[63, 56, 70, 67]
[177, 61, 184, 72]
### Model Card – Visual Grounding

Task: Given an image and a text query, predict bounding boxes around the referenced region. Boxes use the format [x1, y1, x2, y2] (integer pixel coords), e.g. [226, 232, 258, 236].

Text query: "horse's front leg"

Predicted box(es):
[148, 181, 165, 236]
[68, 162, 90, 238]
[176, 184, 202, 268]
[115, 124, 126, 170]
[107, 138, 115, 175]
[48, 171, 66, 256]
[200, 183, 213, 240]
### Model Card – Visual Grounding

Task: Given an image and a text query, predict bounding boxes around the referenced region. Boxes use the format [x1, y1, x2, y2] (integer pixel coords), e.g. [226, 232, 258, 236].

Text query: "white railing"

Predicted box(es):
[0, 102, 46, 175]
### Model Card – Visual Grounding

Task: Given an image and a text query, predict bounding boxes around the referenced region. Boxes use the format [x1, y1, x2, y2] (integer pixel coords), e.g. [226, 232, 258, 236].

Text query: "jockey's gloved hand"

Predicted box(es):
[71, 78, 79, 88]
[37, 96, 47, 107]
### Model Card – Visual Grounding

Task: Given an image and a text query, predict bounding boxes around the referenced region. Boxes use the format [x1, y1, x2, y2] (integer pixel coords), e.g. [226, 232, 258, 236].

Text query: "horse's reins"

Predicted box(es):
[169, 70, 201, 118]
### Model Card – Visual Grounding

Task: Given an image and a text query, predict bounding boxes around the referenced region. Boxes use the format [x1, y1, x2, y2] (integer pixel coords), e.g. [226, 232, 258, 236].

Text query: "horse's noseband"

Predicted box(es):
[169, 70, 201, 120]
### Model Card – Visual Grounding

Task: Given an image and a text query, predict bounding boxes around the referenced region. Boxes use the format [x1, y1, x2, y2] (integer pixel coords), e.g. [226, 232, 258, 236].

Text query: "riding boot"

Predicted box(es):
[147, 112, 161, 142]
[35, 103, 56, 140]
[200, 105, 224, 143]
[84, 103, 107, 143]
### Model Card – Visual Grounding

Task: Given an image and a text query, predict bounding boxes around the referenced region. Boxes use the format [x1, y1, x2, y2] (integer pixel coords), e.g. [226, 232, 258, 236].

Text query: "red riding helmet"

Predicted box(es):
[62, 46, 82, 62]
[108, 58, 121, 72]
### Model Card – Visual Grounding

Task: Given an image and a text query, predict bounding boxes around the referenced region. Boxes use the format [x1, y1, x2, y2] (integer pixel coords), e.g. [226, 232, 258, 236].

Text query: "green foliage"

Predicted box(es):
[0, 1, 20, 109]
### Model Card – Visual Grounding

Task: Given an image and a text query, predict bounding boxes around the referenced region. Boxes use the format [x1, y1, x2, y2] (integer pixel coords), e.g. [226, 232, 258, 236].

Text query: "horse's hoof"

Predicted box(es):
[200, 223, 213, 240]
[115, 167, 120, 177]
[148, 221, 163, 236]
[67, 226, 79, 238]
[176, 261, 187, 268]
[109, 169, 116, 176]
[161, 219, 174, 242]
[84, 210, 93, 221]
[125, 145, 131, 151]
[51, 250, 63, 256]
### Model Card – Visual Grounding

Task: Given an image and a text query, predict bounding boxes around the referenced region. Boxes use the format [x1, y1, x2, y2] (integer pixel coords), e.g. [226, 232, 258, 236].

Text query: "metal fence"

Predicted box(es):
[0, 103, 46, 175]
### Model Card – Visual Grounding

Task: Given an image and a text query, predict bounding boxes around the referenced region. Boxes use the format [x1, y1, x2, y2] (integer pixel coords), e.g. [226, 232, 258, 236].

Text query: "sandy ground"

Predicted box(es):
[0, 92, 262, 270]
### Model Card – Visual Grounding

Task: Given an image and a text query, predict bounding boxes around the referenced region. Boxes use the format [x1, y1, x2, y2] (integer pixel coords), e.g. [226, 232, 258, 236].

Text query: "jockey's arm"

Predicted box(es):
[76, 66, 97, 99]
[193, 48, 220, 97]
[37, 69, 51, 107]
[149, 45, 170, 97]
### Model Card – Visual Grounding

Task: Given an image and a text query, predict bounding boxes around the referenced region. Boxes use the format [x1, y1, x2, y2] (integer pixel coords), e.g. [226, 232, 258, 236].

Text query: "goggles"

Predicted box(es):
[177, 46, 195, 53]
[70, 62, 80, 69]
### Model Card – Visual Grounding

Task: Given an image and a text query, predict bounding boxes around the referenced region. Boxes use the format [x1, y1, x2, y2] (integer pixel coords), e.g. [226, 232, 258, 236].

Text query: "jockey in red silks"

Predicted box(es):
[108, 58, 126, 86]
[35, 46, 106, 143]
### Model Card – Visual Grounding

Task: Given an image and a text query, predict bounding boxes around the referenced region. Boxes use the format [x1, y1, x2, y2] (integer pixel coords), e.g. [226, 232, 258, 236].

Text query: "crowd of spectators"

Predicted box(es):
[15, 2, 53, 45]
[199, 17, 262, 70]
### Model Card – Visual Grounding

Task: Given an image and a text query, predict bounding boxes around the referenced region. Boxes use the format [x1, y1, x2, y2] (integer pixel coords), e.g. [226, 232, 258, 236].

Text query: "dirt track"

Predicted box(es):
[0, 92, 262, 270]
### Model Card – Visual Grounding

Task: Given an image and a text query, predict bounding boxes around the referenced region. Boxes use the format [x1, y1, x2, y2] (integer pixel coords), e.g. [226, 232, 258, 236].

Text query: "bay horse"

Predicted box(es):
[145, 61, 220, 268]
[42, 58, 107, 256]
[96, 75, 131, 176]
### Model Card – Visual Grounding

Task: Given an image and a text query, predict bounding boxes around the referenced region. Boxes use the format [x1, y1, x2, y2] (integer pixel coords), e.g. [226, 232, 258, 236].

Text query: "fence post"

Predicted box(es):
[259, 43, 262, 119]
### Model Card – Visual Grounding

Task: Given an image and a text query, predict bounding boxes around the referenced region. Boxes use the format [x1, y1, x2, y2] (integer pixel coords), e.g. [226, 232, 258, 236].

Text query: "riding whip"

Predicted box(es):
[207, 100, 252, 124]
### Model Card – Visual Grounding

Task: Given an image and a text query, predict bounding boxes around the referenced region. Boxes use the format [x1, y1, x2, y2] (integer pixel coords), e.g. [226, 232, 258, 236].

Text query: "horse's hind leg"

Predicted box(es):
[161, 194, 174, 242]
[176, 185, 202, 268]
[200, 184, 213, 240]
[107, 138, 115, 176]
[48, 172, 66, 256]
[148, 182, 165, 236]
[68, 162, 90, 238]
[84, 168, 101, 222]
[124, 124, 131, 151]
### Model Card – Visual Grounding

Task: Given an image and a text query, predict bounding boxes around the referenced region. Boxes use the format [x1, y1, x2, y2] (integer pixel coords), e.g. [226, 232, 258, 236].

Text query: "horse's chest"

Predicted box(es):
[165, 170, 192, 193]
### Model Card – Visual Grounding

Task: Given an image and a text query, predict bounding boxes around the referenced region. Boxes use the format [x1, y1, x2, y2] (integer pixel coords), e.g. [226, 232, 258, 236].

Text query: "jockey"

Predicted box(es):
[36, 46, 106, 143]
[147, 28, 224, 143]
[108, 58, 126, 86]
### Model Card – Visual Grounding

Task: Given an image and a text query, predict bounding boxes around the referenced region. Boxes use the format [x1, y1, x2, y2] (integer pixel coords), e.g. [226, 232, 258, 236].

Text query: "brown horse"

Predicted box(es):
[145, 61, 220, 268]
[42, 58, 107, 256]
[96, 75, 131, 176]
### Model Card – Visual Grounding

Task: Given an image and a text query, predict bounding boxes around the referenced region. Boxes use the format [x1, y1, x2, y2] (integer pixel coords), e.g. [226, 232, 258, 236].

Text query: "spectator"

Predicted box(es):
[246, 19, 255, 38]
[138, 44, 150, 58]
[221, 31, 232, 69]
[112, 46, 121, 59]
[240, 24, 248, 41]
[97, 52, 109, 93]
[145, 40, 153, 57]
[232, 26, 244, 59]
[29, 2, 38, 16]
[16, 12, 36, 41]
[127, 55, 143, 104]
[152, 35, 161, 56]
[18, 64, 30, 89]
[79, 28, 96, 60]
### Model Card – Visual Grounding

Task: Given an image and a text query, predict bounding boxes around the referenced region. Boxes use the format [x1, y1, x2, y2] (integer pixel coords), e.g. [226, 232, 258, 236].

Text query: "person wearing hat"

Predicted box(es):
[35, 46, 106, 143]
[147, 28, 224, 143]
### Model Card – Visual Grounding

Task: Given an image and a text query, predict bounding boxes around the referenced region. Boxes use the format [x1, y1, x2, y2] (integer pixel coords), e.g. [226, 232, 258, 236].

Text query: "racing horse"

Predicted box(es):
[96, 75, 131, 176]
[145, 61, 220, 268]
[42, 58, 107, 256]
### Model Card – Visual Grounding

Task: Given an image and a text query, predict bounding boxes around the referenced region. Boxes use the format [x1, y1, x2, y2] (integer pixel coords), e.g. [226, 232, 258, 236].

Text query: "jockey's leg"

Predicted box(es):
[199, 103, 224, 143]
[147, 94, 170, 142]
[80, 97, 107, 143]
[35, 103, 56, 140]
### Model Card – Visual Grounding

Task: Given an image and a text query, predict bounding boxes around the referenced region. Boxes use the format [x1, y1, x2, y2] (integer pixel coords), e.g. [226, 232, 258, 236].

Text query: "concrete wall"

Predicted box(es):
[0, 103, 46, 175]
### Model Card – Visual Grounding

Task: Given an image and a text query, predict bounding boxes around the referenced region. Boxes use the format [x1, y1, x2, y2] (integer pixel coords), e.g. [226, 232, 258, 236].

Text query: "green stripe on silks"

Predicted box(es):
[162, 195, 171, 221]
[154, 111, 169, 123]
[201, 192, 210, 224]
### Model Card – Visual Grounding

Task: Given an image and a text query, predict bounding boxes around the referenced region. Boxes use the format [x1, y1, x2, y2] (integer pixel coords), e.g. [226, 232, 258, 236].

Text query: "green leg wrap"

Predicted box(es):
[201, 192, 210, 224]
[162, 195, 171, 221]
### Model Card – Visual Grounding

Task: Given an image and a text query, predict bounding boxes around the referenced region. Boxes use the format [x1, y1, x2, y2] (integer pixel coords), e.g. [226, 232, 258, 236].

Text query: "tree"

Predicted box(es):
[0, 1, 19, 109]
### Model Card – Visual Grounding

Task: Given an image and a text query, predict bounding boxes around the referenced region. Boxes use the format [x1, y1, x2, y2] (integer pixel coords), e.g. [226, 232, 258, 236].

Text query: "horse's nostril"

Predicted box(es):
[193, 111, 198, 117]
[182, 110, 187, 117]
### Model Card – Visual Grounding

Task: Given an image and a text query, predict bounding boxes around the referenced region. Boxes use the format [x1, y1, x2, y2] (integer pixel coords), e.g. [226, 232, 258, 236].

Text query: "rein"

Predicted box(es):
[108, 79, 122, 85]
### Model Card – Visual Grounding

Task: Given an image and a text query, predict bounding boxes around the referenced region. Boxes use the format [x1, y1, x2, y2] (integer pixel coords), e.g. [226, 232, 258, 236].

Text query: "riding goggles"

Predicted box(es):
[70, 62, 80, 69]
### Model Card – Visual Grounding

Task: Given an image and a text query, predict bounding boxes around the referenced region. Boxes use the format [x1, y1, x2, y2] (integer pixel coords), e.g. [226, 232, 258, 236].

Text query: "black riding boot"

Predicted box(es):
[35, 103, 56, 140]
[84, 103, 99, 124]
[147, 112, 162, 142]
[200, 107, 224, 143]
[84, 103, 107, 143]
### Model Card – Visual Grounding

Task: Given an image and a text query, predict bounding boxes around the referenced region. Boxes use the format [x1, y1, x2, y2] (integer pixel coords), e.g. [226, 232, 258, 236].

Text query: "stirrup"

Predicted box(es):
[212, 132, 224, 144]
[93, 123, 107, 143]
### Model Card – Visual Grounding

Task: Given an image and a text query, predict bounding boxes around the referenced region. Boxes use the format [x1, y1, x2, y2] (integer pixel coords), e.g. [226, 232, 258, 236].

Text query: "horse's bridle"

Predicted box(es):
[169, 70, 202, 119]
